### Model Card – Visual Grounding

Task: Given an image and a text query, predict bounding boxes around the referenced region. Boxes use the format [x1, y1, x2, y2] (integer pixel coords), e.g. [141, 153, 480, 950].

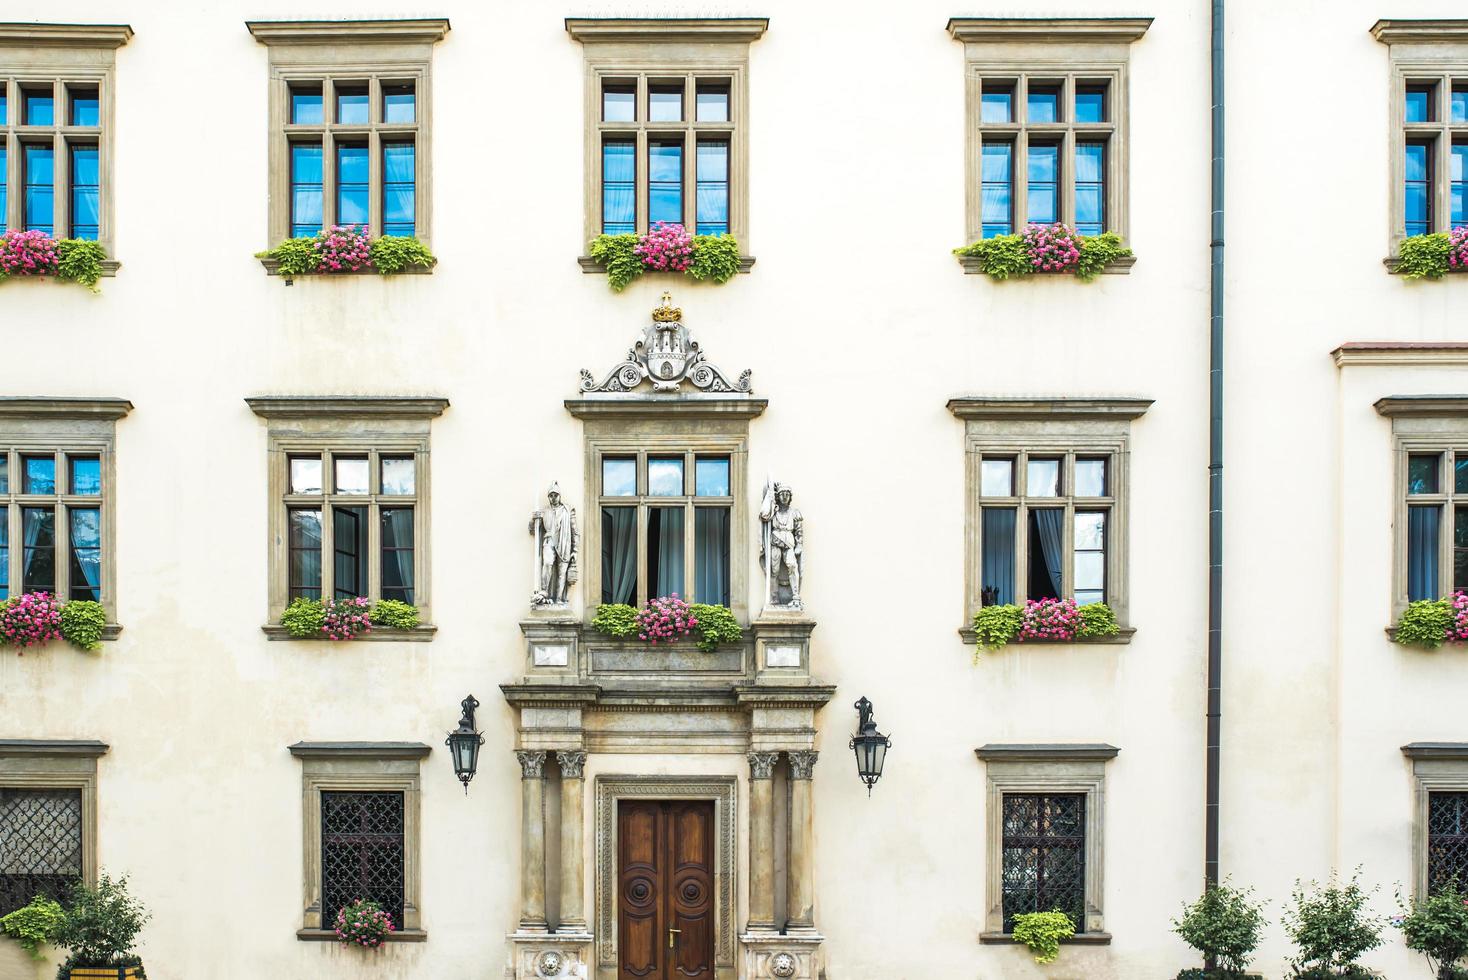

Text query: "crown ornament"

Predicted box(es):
[651, 291, 682, 323]
[579, 295, 752, 395]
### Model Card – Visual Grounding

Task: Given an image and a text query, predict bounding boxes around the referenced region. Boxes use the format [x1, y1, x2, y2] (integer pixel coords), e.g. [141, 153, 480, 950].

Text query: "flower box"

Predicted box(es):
[954, 223, 1133, 281]
[585, 223, 747, 291]
[256, 226, 436, 282]
[0, 230, 112, 291]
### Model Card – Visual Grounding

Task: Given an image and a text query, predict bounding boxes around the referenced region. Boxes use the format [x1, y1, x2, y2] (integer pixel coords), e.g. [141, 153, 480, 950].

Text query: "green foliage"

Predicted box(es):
[1078, 602, 1121, 638]
[1397, 881, 1468, 979]
[688, 235, 742, 284]
[1074, 232, 1133, 281]
[1400, 233, 1453, 280]
[59, 601, 108, 652]
[54, 239, 108, 292]
[972, 604, 1023, 651]
[1011, 909, 1075, 964]
[591, 603, 639, 638]
[1396, 598, 1452, 649]
[1283, 870, 1385, 978]
[369, 234, 435, 275]
[588, 234, 644, 291]
[256, 237, 319, 276]
[1172, 880, 1267, 975]
[1176, 971, 1263, 980]
[280, 597, 326, 638]
[50, 872, 150, 966]
[1, 895, 64, 957]
[369, 599, 420, 630]
[689, 603, 742, 652]
[954, 235, 1031, 280]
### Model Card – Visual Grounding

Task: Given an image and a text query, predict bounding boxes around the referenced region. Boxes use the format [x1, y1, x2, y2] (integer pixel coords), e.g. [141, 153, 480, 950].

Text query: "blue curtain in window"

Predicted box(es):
[601, 508, 637, 604]
[68, 508, 101, 601]
[1034, 509, 1064, 597]
[602, 141, 635, 234]
[981, 508, 1016, 605]
[382, 143, 415, 236]
[380, 509, 415, 605]
[1409, 505, 1441, 601]
[695, 507, 730, 606]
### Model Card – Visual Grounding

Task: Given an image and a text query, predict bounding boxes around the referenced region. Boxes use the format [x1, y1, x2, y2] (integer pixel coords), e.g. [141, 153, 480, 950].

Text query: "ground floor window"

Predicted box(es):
[1000, 792, 1086, 932]
[0, 787, 83, 914]
[320, 790, 405, 928]
[1429, 791, 1468, 894]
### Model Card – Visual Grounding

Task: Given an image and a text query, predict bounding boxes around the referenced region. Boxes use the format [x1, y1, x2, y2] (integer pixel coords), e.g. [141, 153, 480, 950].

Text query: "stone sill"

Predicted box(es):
[100, 624, 122, 642]
[261, 624, 437, 642]
[258, 257, 437, 280]
[5, 259, 120, 280]
[577, 255, 756, 275]
[979, 931, 1111, 946]
[1383, 256, 1468, 276]
[297, 928, 426, 943]
[957, 254, 1135, 276]
[958, 626, 1136, 646]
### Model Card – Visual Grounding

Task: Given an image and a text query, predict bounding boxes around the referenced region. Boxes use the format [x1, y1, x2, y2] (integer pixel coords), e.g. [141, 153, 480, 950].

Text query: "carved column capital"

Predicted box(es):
[557, 750, 587, 779]
[788, 750, 819, 780]
[516, 750, 547, 779]
[747, 751, 779, 780]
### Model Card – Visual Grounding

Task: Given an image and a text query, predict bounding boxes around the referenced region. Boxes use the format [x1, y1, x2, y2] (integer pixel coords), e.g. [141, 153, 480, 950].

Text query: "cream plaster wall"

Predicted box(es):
[0, 0, 1460, 978]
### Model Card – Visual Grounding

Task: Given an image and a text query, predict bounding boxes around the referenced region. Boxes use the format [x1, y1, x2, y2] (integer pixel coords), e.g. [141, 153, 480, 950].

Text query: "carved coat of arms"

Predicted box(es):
[580, 293, 753, 394]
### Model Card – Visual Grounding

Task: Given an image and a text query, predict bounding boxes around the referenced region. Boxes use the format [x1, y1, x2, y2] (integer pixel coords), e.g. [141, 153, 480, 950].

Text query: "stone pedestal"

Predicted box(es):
[739, 931, 824, 980]
[508, 930, 595, 979]
[751, 613, 816, 681]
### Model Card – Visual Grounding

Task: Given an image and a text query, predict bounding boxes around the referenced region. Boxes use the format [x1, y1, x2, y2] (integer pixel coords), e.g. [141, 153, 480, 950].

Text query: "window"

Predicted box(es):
[949, 18, 1150, 245]
[0, 739, 106, 917]
[247, 396, 447, 632]
[977, 744, 1115, 939]
[289, 742, 426, 940]
[0, 24, 131, 253]
[247, 19, 448, 246]
[568, 19, 766, 250]
[951, 397, 1151, 638]
[1429, 791, 1468, 894]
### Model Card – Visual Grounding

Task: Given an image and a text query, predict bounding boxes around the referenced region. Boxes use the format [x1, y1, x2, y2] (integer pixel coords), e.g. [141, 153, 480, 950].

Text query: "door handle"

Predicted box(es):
[668, 927, 681, 949]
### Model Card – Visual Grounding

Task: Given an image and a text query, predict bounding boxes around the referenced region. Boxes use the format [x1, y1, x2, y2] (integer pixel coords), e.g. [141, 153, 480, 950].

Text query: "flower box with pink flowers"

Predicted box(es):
[585, 223, 748, 291]
[268, 596, 434, 642]
[587, 596, 748, 674]
[954, 223, 1134, 281]
[969, 597, 1123, 652]
[0, 593, 112, 653]
[0, 230, 112, 291]
[256, 225, 436, 281]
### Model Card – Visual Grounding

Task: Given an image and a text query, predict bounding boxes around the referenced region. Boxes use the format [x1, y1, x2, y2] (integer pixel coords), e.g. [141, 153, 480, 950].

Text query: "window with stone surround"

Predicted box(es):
[948, 18, 1150, 246]
[1404, 744, 1468, 899]
[246, 20, 448, 247]
[0, 739, 106, 917]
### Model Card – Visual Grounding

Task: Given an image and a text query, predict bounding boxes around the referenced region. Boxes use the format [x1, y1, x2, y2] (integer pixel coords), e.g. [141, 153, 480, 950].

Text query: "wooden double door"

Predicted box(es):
[617, 800, 715, 980]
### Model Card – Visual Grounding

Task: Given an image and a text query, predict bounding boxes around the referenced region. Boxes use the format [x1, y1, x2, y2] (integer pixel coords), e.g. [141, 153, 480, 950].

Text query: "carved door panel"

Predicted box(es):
[618, 800, 715, 980]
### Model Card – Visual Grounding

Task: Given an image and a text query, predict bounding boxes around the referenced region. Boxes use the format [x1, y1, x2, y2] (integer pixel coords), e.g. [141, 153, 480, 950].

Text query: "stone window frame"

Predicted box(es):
[1374, 395, 1468, 621]
[0, 24, 131, 272]
[246, 19, 449, 258]
[949, 397, 1151, 642]
[0, 398, 131, 633]
[566, 18, 767, 266]
[0, 739, 108, 903]
[1370, 21, 1468, 260]
[246, 396, 447, 637]
[975, 743, 1117, 942]
[1403, 743, 1468, 898]
[566, 397, 766, 625]
[288, 741, 430, 942]
[948, 18, 1150, 250]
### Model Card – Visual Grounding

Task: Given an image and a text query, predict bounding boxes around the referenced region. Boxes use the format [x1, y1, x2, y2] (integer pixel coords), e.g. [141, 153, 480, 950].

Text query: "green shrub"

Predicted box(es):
[591, 603, 639, 638]
[1078, 602, 1121, 638]
[588, 234, 644, 291]
[1397, 881, 1468, 979]
[1176, 971, 1263, 980]
[255, 237, 319, 276]
[54, 239, 108, 291]
[369, 599, 420, 630]
[954, 235, 1030, 280]
[688, 235, 741, 284]
[1011, 909, 1075, 964]
[1400, 233, 1453, 280]
[60, 600, 108, 652]
[369, 234, 435, 274]
[1283, 870, 1384, 978]
[972, 604, 1023, 651]
[1074, 232, 1132, 281]
[280, 597, 326, 638]
[50, 872, 150, 968]
[689, 603, 742, 652]
[1172, 880, 1267, 975]
[1396, 598, 1452, 649]
[1, 894, 64, 956]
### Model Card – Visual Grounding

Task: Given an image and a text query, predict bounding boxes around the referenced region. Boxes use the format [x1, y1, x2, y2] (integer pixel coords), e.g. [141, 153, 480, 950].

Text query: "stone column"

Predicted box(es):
[557, 750, 588, 932]
[787, 750, 818, 929]
[516, 750, 548, 930]
[746, 751, 779, 931]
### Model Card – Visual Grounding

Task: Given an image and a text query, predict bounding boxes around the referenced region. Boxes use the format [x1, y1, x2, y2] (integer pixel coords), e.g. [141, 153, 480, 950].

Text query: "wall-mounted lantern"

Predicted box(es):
[849, 696, 891, 795]
[446, 694, 485, 794]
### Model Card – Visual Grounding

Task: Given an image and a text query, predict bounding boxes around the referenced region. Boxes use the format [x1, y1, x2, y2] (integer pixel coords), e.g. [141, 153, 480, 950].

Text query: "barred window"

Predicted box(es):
[320, 791, 404, 929]
[1429, 791, 1468, 894]
[0, 788, 82, 916]
[1001, 793, 1085, 933]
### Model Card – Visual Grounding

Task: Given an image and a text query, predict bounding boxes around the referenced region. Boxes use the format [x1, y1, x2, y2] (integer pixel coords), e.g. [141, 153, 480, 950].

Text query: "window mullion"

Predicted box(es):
[323, 127, 338, 230]
[1062, 503, 1075, 601]
[636, 501, 648, 607]
[368, 128, 383, 237]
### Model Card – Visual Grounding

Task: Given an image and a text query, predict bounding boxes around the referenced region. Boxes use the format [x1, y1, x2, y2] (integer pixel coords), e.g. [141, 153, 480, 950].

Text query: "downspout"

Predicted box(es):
[1205, 0, 1226, 898]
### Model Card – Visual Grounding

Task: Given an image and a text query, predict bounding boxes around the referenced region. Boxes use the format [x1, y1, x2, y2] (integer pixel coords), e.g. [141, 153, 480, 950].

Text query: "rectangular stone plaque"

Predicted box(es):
[533, 643, 569, 667]
[765, 645, 801, 668]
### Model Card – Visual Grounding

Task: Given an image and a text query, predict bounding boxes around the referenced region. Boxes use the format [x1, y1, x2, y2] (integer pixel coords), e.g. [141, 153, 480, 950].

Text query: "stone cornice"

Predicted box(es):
[1371, 20, 1468, 45]
[246, 396, 449, 419]
[947, 17, 1152, 44]
[564, 396, 767, 421]
[733, 684, 838, 708]
[500, 683, 603, 708]
[287, 741, 431, 759]
[0, 739, 109, 757]
[247, 19, 450, 45]
[0, 397, 133, 420]
[947, 397, 1153, 421]
[975, 743, 1120, 762]
[1402, 742, 1468, 759]
[1373, 395, 1468, 417]
[1333, 342, 1468, 368]
[0, 23, 133, 48]
[565, 18, 769, 45]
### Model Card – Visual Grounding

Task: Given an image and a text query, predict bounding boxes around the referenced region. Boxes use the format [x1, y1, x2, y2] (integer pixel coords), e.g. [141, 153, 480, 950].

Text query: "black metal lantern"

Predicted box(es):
[849, 696, 891, 795]
[445, 694, 485, 794]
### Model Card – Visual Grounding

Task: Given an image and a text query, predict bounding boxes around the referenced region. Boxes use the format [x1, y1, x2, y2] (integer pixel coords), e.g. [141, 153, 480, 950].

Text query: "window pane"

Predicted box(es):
[290, 143, 323, 237]
[1428, 792, 1468, 895]
[380, 456, 415, 496]
[320, 791, 405, 929]
[70, 145, 99, 240]
[290, 86, 323, 125]
[288, 509, 322, 601]
[696, 82, 729, 122]
[21, 507, 55, 594]
[23, 456, 55, 495]
[1407, 84, 1433, 123]
[1453, 143, 1466, 227]
[602, 139, 635, 234]
[23, 89, 53, 126]
[383, 142, 415, 236]
[694, 507, 731, 606]
[1457, 506, 1468, 592]
[1074, 511, 1106, 604]
[334, 457, 368, 495]
[333, 505, 368, 599]
[1075, 85, 1106, 123]
[696, 139, 729, 236]
[0, 146, 7, 233]
[1027, 143, 1059, 224]
[0, 84, 7, 126]
[603, 83, 635, 122]
[1409, 454, 1441, 494]
[382, 82, 415, 123]
[23, 144, 54, 235]
[1027, 87, 1059, 123]
[1409, 505, 1441, 601]
[336, 85, 369, 124]
[647, 507, 685, 597]
[981, 141, 1013, 237]
[1075, 142, 1105, 237]
[1457, 454, 1468, 494]
[1026, 458, 1059, 497]
[981, 459, 1014, 496]
[695, 457, 730, 497]
[0, 506, 7, 600]
[0, 455, 7, 493]
[68, 507, 101, 602]
[0, 787, 83, 908]
[648, 457, 684, 496]
[981, 84, 1013, 123]
[602, 458, 636, 496]
[381, 508, 415, 604]
[69, 89, 98, 127]
[1455, 86, 1468, 123]
[1027, 509, 1063, 600]
[981, 507, 1016, 605]
[649, 140, 683, 226]
[1001, 794, 1086, 933]
[68, 457, 100, 496]
[289, 457, 323, 495]
[649, 84, 683, 122]
[336, 143, 369, 227]
[1075, 459, 1107, 497]
[601, 506, 637, 604]
[1407, 140, 1433, 237]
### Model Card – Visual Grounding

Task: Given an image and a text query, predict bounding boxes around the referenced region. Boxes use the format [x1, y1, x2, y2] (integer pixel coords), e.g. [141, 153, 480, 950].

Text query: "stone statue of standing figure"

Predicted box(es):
[760, 479, 803, 610]
[530, 482, 578, 606]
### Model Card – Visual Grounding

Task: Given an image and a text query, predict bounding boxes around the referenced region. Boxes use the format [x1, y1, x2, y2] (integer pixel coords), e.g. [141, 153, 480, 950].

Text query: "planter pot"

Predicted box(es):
[64, 966, 144, 979]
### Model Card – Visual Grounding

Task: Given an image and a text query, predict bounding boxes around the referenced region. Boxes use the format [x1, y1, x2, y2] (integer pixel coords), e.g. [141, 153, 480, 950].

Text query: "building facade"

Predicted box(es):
[0, 2, 1466, 979]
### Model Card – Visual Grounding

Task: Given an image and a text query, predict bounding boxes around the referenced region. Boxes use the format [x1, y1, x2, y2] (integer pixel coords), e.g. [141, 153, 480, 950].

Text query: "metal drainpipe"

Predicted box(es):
[1206, 0, 1226, 899]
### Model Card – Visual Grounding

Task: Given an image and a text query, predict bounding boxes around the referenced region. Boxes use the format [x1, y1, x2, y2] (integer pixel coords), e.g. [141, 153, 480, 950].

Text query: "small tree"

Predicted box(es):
[1397, 881, 1468, 979]
[1283, 870, 1384, 978]
[50, 872, 150, 969]
[1173, 880, 1267, 976]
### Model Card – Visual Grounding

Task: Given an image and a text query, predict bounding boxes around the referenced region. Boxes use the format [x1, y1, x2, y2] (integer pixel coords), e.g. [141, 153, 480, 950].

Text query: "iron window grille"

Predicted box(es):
[320, 790, 404, 928]
[1429, 791, 1468, 895]
[0, 787, 82, 915]
[1001, 792, 1086, 933]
